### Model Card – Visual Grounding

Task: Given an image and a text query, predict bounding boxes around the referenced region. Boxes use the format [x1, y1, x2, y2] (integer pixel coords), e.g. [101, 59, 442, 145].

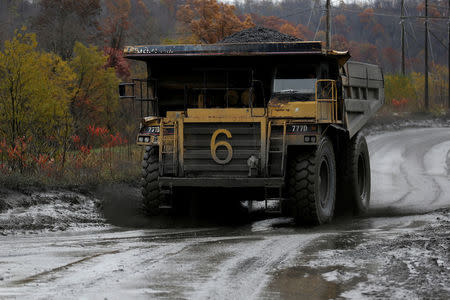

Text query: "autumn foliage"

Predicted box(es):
[177, 0, 254, 43]
[0, 29, 139, 185]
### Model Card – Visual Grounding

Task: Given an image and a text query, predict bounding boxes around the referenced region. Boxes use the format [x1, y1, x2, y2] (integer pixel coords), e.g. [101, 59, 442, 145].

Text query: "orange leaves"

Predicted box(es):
[0, 137, 32, 172]
[359, 8, 374, 24]
[334, 14, 347, 27]
[104, 132, 128, 148]
[349, 41, 379, 64]
[104, 46, 130, 79]
[0, 139, 6, 154]
[391, 98, 409, 107]
[416, 2, 441, 17]
[371, 23, 385, 36]
[332, 35, 349, 51]
[87, 125, 109, 137]
[177, 0, 254, 43]
[80, 145, 92, 156]
[85, 124, 127, 149]
[72, 135, 81, 144]
[33, 154, 55, 176]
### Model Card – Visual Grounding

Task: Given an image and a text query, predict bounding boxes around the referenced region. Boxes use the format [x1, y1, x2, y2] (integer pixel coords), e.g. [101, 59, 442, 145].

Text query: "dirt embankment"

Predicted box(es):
[0, 189, 104, 235]
[361, 112, 450, 136]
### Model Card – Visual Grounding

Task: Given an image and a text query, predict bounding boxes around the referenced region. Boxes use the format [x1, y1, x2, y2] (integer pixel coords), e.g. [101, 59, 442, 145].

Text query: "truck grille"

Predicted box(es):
[183, 123, 261, 177]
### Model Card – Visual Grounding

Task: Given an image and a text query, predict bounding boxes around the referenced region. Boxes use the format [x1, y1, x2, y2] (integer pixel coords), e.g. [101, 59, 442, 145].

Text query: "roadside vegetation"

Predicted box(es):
[0, 29, 140, 189]
[383, 64, 449, 116]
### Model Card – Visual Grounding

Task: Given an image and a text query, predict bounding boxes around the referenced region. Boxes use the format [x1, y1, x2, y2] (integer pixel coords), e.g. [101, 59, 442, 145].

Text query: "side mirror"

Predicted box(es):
[118, 82, 135, 99]
[119, 84, 126, 97]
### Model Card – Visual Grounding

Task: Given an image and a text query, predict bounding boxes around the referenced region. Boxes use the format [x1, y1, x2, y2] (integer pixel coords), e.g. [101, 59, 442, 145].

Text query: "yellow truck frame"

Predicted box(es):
[121, 42, 384, 225]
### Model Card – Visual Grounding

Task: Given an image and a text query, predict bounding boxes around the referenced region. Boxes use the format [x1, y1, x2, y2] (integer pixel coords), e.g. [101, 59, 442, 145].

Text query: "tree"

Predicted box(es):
[177, 0, 254, 43]
[102, 0, 131, 50]
[70, 42, 120, 136]
[33, 0, 101, 60]
[332, 35, 349, 51]
[0, 29, 75, 156]
[334, 14, 348, 34]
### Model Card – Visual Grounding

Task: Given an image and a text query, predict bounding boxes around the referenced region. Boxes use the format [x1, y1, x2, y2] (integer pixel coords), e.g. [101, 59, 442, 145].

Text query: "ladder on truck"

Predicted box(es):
[266, 120, 287, 177]
[159, 123, 178, 176]
[264, 121, 288, 214]
[158, 123, 177, 210]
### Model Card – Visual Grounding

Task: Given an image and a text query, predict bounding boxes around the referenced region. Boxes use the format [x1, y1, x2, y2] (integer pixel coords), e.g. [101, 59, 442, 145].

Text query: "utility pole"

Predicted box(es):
[401, 0, 406, 75]
[326, 0, 331, 49]
[448, 0, 450, 109]
[425, 0, 429, 110]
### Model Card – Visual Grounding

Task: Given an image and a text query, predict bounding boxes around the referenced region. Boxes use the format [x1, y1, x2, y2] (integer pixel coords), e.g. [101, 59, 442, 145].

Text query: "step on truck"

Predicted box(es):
[120, 41, 384, 224]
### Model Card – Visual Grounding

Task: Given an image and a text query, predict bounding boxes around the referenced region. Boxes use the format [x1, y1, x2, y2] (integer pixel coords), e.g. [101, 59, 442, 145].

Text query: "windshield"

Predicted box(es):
[273, 78, 316, 94]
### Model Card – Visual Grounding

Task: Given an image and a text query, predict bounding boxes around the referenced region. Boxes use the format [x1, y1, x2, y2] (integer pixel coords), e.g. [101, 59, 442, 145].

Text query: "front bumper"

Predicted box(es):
[158, 177, 284, 188]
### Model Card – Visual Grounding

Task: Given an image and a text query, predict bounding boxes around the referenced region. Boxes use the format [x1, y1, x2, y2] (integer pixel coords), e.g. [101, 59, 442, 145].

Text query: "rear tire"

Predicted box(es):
[141, 146, 162, 215]
[342, 133, 371, 215]
[287, 137, 336, 225]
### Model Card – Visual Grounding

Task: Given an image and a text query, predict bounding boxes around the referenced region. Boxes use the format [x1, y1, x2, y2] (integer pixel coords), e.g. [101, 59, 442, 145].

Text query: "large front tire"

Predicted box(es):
[287, 137, 336, 225]
[141, 146, 162, 215]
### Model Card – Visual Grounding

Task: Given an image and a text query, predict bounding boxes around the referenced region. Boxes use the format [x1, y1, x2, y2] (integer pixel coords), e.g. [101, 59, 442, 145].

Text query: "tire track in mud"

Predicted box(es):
[0, 228, 220, 298]
[11, 250, 121, 285]
[367, 128, 450, 212]
[188, 234, 320, 300]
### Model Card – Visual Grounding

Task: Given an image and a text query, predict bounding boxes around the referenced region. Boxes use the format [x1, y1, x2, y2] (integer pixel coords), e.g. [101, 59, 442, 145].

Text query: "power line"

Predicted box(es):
[313, 9, 324, 40]
[429, 27, 436, 63]
[278, 7, 318, 19]
[337, 6, 448, 20]
[306, 0, 319, 28]
[429, 28, 449, 50]
[338, 7, 402, 18]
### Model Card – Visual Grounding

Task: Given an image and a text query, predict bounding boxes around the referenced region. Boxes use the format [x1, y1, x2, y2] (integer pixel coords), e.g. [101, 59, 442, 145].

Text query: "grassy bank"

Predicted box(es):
[0, 144, 143, 192]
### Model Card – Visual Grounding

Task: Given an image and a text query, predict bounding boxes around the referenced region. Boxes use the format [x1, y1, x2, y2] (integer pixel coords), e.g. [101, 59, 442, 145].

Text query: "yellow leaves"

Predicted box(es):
[0, 29, 75, 153]
[385, 74, 417, 104]
[70, 42, 120, 128]
[0, 27, 125, 158]
[385, 64, 448, 112]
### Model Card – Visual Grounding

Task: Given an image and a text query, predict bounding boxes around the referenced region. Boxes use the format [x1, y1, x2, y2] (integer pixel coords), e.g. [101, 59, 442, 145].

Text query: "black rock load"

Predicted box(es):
[219, 26, 302, 43]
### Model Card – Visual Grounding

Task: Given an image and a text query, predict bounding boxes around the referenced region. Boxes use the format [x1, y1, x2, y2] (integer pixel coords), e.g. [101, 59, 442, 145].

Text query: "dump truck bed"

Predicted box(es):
[342, 61, 384, 137]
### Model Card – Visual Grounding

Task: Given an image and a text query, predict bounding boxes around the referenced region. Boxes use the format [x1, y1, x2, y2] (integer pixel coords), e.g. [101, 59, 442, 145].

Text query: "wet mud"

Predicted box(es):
[0, 126, 449, 299]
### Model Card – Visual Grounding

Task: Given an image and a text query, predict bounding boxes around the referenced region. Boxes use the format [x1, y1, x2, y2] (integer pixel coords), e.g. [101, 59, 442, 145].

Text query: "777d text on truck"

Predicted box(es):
[119, 41, 384, 225]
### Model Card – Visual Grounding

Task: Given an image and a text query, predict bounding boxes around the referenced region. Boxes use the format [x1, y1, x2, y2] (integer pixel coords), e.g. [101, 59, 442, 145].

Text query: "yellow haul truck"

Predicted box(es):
[120, 42, 384, 225]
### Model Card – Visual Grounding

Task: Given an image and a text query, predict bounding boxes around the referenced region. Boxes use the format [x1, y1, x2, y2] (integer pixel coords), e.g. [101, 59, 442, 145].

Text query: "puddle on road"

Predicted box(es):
[264, 265, 366, 300]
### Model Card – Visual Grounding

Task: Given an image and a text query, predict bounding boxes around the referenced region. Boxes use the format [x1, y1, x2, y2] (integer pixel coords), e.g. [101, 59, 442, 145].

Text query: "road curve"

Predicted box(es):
[0, 127, 448, 299]
[368, 128, 450, 212]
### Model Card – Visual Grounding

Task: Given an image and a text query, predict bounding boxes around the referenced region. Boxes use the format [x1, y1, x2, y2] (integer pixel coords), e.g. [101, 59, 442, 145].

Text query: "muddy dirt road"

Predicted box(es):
[0, 128, 449, 299]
